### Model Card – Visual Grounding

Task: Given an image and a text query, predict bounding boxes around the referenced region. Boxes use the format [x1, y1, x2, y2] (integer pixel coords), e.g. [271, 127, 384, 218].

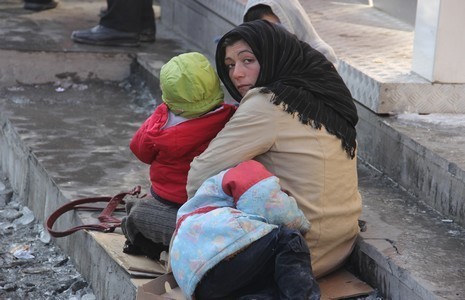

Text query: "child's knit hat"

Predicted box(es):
[160, 52, 224, 119]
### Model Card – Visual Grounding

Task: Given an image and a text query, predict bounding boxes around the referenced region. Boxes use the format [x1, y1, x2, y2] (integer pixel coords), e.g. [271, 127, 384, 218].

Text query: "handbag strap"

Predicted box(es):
[46, 186, 142, 238]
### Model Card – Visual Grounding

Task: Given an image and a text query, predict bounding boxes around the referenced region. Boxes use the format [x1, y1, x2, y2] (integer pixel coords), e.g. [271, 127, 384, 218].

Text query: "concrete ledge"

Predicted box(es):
[0, 50, 135, 87]
[133, 53, 165, 102]
[353, 162, 465, 299]
[338, 61, 465, 114]
[356, 103, 465, 227]
[0, 114, 31, 204]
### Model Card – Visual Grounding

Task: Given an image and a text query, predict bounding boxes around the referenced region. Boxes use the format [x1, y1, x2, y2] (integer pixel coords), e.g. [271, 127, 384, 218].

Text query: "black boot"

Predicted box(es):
[122, 239, 145, 255]
[123, 233, 168, 260]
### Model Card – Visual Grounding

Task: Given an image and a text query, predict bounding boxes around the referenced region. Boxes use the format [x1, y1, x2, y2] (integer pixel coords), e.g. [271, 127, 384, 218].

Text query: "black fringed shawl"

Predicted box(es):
[215, 20, 358, 159]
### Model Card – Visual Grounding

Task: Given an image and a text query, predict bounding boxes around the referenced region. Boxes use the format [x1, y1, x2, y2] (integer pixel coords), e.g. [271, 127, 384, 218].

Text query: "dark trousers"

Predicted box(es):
[100, 0, 155, 33]
[195, 227, 321, 300]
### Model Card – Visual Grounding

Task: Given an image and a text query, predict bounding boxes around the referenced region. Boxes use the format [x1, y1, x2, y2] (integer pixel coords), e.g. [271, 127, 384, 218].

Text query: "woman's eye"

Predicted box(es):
[226, 64, 235, 70]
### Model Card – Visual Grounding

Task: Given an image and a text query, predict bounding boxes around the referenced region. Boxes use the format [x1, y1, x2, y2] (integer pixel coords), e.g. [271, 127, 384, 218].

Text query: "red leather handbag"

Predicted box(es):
[46, 186, 144, 238]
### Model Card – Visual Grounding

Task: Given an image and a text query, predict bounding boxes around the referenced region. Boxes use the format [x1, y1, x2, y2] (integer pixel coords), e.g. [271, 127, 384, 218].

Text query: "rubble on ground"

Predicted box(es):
[0, 171, 95, 300]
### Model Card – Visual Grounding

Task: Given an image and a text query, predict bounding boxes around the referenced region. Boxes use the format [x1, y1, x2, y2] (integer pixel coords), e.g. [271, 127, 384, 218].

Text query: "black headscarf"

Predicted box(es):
[215, 20, 358, 159]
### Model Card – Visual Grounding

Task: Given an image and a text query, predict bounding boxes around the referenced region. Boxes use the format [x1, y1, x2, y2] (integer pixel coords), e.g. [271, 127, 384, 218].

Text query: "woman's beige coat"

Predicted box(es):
[187, 89, 361, 277]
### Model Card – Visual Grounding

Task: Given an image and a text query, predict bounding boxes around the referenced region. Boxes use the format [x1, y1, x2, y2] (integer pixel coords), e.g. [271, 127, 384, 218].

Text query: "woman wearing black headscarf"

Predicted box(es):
[188, 19, 362, 280]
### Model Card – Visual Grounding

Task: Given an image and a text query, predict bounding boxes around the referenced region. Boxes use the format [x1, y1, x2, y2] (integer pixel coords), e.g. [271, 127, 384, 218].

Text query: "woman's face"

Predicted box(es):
[224, 39, 261, 97]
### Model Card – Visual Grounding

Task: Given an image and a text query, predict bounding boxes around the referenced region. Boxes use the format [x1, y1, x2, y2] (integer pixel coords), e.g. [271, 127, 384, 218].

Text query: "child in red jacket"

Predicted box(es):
[121, 52, 236, 258]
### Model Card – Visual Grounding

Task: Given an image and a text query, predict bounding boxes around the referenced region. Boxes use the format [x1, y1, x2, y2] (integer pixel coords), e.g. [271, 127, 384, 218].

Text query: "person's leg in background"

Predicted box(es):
[140, 0, 156, 43]
[95, 0, 155, 43]
[71, 0, 154, 47]
[24, 0, 58, 11]
[99, 0, 141, 34]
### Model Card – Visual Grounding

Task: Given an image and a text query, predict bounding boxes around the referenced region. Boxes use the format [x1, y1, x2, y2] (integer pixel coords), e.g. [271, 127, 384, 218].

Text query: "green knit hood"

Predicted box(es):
[160, 52, 224, 119]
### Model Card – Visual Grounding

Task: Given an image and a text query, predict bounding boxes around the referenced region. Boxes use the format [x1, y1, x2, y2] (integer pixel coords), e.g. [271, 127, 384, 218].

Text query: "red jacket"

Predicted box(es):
[130, 103, 236, 204]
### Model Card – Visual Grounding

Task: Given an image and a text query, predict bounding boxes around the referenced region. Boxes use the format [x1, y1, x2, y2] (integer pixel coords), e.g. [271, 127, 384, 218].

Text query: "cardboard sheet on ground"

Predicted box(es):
[318, 269, 374, 299]
[86, 218, 373, 298]
[137, 268, 374, 299]
[90, 231, 167, 277]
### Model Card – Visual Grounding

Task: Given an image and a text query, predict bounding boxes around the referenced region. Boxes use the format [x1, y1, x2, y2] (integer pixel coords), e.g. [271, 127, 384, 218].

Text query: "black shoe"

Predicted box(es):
[71, 25, 140, 47]
[140, 28, 156, 43]
[130, 233, 168, 261]
[24, 0, 58, 11]
[122, 239, 145, 255]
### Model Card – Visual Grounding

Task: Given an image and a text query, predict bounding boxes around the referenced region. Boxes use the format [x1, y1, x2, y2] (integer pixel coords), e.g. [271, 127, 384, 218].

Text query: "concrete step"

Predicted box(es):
[355, 162, 465, 299]
[1, 0, 465, 299]
[357, 104, 465, 229]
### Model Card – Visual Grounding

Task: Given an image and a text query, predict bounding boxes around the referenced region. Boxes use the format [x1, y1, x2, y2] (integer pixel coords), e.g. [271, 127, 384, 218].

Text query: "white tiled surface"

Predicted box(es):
[172, 0, 465, 114]
[303, 0, 465, 114]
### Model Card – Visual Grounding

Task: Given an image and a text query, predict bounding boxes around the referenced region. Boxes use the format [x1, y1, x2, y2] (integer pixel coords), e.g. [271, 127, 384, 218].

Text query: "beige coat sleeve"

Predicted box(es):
[187, 91, 277, 198]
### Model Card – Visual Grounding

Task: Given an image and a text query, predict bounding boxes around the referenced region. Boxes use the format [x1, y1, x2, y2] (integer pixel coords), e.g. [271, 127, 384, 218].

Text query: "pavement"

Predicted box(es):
[1, 0, 465, 299]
